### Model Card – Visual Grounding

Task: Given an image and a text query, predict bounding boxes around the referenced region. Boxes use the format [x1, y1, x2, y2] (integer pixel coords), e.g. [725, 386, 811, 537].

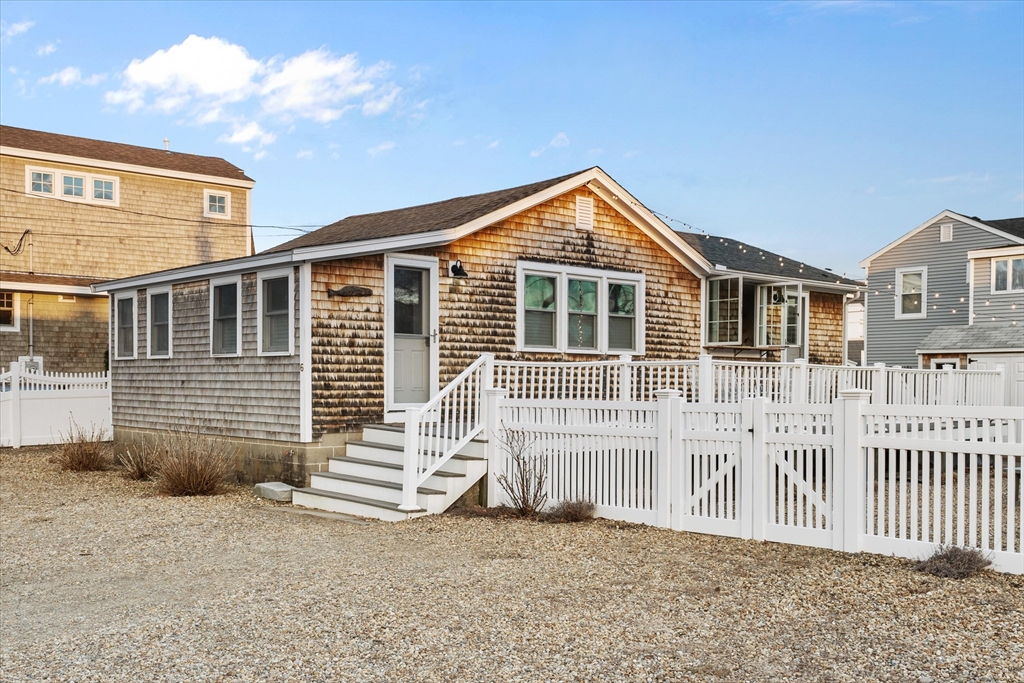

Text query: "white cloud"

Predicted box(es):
[253, 150, 267, 160]
[1, 20, 34, 43]
[218, 121, 275, 146]
[487, 139, 500, 149]
[367, 140, 395, 156]
[1014, 191, 1024, 202]
[296, 149, 314, 159]
[908, 172, 991, 185]
[531, 132, 570, 157]
[453, 139, 466, 147]
[8, 66, 17, 74]
[623, 150, 640, 158]
[36, 42, 57, 56]
[586, 148, 604, 155]
[105, 36, 403, 145]
[38, 67, 106, 87]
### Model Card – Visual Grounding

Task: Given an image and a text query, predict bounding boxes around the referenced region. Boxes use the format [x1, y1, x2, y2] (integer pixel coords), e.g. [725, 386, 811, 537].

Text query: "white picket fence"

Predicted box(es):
[0, 361, 111, 447]
[493, 356, 1006, 406]
[483, 389, 1023, 573]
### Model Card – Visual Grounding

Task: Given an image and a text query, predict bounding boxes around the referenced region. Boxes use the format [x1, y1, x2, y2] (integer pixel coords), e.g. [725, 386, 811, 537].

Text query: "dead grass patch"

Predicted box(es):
[913, 544, 992, 579]
[54, 420, 110, 472]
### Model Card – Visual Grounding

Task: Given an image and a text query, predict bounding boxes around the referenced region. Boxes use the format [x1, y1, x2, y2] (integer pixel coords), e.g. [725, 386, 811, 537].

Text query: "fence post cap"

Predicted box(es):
[838, 388, 872, 400]
[654, 389, 682, 399]
[873, 362, 886, 368]
[618, 353, 633, 362]
[485, 387, 508, 397]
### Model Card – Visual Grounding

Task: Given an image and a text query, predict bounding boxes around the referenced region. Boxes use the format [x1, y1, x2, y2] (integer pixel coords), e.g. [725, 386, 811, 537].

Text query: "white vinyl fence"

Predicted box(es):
[493, 356, 1006, 406]
[484, 389, 1023, 574]
[0, 361, 111, 447]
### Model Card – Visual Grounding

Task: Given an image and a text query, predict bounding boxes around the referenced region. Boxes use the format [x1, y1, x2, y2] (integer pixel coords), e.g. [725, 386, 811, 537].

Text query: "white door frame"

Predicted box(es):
[384, 253, 440, 419]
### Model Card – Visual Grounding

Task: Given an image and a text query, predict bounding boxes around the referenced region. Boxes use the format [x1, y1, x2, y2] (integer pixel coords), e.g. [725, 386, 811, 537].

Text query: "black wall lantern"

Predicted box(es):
[450, 259, 469, 278]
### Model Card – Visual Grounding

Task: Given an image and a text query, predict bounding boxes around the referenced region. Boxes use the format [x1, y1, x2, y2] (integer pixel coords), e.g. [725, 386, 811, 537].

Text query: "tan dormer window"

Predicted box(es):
[26, 166, 119, 206]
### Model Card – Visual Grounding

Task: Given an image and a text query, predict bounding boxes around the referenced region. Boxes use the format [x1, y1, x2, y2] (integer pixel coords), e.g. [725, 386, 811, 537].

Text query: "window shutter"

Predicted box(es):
[940, 224, 953, 242]
[576, 196, 594, 231]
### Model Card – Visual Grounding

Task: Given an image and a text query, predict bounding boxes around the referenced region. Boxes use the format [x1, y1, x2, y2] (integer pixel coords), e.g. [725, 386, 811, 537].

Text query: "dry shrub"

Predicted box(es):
[55, 420, 110, 472]
[540, 499, 596, 524]
[116, 443, 159, 481]
[495, 425, 548, 517]
[155, 428, 235, 496]
[913, 544, 992, 579]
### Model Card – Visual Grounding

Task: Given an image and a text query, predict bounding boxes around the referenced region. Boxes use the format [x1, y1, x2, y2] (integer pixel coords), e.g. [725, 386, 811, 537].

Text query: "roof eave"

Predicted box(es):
[91, 252, 293, 293]
[860, 210, 1024, 268]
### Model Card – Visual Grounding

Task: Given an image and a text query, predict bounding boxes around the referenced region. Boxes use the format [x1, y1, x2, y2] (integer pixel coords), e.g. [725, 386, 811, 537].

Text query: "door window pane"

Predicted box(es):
[394, 268, 424, 335]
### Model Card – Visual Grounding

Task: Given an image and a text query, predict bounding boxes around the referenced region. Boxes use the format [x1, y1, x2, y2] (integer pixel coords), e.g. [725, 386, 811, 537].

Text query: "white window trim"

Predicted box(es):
[705, 275, 743, 346]
[204, 189, 232, 220]
[515, 261, 645, 355]
[930, 358, 960, 369]
[895, 267, 928, 320]
[25, 165, 120, 206]
[114, 291, 138, 360]
[210, 275, 242, 357]
[990, 256, 1024, 294]
[0, 292, 21, 332]
[256, 268, 294, 357]
[146, 286, 173, 359]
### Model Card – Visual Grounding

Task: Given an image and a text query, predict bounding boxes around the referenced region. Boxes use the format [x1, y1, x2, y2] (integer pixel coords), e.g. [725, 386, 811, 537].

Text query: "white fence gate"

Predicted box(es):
[485, 389, 1023, 574]
[0, 362, 111, 447]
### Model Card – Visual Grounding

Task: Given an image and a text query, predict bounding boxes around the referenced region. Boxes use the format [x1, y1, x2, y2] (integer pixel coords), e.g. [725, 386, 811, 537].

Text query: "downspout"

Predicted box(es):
[28, 231, 34, 359]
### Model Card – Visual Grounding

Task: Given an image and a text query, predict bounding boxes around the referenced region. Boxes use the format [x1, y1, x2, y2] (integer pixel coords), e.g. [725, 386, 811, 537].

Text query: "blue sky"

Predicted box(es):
[1, 1, 1021, 278]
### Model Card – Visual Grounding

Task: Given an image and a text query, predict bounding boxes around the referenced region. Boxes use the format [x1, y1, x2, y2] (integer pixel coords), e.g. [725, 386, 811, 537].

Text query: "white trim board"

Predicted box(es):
[1, 146, 255, 189]
[860, 210, 1024, 268]
[968, 245, 1024, 261]
[383, 253, 440, 415]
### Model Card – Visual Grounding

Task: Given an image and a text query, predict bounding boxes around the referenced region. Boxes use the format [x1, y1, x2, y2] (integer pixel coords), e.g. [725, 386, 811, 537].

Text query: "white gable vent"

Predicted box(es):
[940, 223, 953, 242]
[575, 196, 594, 231]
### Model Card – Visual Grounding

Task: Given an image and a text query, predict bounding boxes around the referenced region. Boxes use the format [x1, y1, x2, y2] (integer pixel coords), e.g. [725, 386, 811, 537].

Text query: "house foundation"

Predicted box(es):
[113, 427, 361, 488]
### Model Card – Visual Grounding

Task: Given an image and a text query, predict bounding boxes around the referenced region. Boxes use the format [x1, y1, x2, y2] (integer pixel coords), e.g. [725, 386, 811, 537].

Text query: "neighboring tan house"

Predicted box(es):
[93, 167, 861, 487]
[0, 125, 255, 373]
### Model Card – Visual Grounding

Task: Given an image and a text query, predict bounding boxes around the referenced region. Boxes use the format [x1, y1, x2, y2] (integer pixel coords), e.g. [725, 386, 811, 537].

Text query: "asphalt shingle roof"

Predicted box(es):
[267, 170, 588, 252]
[1, 125, 253, 182]
[979, 217, 1024, 240]
[677, 232, 862, 286]
[918, 324, 1024, 352]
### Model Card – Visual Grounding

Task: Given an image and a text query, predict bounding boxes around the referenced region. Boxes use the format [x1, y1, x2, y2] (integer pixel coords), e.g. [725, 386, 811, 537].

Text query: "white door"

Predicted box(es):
[969, 353, 1024, 406]
[385, 255, 439, 414]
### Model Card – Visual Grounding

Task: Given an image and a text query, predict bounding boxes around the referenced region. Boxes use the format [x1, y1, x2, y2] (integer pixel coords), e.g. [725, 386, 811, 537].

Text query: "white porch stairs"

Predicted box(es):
[292, 424, 488, 521]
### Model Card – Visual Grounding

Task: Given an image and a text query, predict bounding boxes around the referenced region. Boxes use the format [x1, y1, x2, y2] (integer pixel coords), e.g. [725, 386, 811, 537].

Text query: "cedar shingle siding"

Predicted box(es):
[310, 187, 702, 434]
[111, 272, 302, 441]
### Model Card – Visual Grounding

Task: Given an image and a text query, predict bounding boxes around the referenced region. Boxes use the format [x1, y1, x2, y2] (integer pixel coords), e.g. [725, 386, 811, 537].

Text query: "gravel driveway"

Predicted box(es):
[1, 447, 1021, 682]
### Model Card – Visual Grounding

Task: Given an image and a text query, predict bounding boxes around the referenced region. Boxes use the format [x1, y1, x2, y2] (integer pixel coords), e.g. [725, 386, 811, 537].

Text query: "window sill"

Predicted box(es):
[894, 313, 927, 320]
[257, 350, 293, 357]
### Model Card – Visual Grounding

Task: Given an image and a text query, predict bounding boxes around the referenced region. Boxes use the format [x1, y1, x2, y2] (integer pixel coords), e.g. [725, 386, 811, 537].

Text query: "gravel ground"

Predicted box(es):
[1, 447, 1022, 683]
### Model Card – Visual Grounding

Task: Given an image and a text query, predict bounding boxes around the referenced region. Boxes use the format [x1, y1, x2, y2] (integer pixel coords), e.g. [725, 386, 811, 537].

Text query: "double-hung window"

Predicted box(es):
[148, 288, 171, 358]
[895, 267, 927, 319]
[257, 269, 293, 355]
[706, 277, 741, 344]
[993, 257, 1024, 293]
[211, 277, 241, 356]
[518, 261, 644, 354]
[115, 292, 136, 359]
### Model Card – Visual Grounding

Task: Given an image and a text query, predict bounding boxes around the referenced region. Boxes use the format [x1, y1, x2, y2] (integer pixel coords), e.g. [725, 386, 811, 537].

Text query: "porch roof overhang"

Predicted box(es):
[706, 268, 864, 293]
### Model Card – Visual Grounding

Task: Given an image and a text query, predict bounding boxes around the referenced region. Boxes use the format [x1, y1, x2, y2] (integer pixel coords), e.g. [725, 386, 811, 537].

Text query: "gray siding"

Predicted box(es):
[865, 219, 1015, 367]
[111, 270, 302, 441]
[972, 256, 1024, 325]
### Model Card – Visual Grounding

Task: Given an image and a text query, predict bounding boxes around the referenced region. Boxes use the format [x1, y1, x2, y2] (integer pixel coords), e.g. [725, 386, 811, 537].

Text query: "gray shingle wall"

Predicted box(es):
[972, 256, 1024, 325]
[111, 271, 302, 441]
[865, 219, 1015, 367]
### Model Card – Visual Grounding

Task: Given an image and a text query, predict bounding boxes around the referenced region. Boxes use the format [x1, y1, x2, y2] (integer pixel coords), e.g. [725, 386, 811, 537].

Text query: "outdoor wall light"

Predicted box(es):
[450, 260, 469, 278]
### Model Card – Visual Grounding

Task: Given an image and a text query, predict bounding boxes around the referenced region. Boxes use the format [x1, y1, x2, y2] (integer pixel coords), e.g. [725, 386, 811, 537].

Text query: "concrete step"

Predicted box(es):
[361, 423, 487, 458]
[292, 487, 427, 522]
[310, 471, 446, 509]
[327, 456, 463, 491]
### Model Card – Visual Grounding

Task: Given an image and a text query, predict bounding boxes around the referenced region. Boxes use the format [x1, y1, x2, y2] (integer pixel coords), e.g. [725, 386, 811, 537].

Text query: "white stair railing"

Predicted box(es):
[399, 354, 493, 511]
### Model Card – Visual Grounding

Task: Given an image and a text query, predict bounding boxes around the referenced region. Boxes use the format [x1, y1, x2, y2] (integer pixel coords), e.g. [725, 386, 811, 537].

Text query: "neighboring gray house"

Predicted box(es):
[859, 210, 1024, 368]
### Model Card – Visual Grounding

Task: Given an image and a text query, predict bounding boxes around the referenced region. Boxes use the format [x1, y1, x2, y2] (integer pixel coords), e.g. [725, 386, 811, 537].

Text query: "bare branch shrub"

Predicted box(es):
[913, 545, 992, 579]
[155, 428, 236, 496]
[55, 420, 110, 472]
[116, 442, 159, 481]
[540, 499, 596, 524]
[494, 424, 548, 517]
